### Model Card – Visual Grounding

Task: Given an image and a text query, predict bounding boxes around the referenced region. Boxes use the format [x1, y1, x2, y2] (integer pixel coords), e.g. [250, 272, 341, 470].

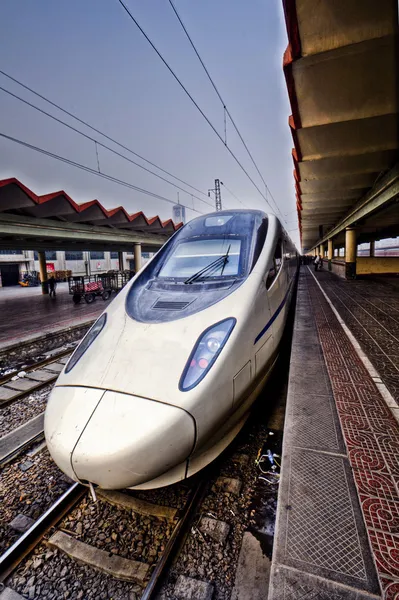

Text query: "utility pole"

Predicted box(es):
[208, 178, 223, 211]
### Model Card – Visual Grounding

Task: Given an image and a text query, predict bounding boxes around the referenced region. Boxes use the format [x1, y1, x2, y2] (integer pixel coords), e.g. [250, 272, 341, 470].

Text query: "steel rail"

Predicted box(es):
[141, 478, 209, 600]
[0, 483, 87, 583]
[0, 351, 72, 410]
[0, 430, 45, 468]
[0, 477, 208, 594]
[0, 348, 72, 386]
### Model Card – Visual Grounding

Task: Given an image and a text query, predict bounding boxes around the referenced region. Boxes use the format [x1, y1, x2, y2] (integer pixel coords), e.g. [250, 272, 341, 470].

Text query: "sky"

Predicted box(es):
[0, 0, 299, 246]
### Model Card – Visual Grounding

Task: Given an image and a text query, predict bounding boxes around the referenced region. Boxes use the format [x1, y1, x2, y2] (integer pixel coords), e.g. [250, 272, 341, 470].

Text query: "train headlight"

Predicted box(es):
[65, 313, 107, 373]
[179, 318, 236, 391]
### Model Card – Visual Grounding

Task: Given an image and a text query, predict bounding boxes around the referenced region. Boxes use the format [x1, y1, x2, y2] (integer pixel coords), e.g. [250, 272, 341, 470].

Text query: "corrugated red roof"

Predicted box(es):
[0, 178, 183, 233]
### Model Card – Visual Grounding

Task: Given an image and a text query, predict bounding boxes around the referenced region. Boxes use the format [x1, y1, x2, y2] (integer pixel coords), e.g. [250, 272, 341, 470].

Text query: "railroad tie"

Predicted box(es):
[96, 489, 178, 521]
[47, 531, 149, 583]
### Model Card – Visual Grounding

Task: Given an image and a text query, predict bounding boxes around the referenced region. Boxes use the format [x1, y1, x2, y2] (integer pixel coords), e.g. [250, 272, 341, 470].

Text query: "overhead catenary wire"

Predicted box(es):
[0, 131, 206, 215]
[0, 69, 210, 202]
[167, 0, 286, 224]
[116, 0, 278, 217]
[0, 84, 215, 212]
[220, 182, 247, 208]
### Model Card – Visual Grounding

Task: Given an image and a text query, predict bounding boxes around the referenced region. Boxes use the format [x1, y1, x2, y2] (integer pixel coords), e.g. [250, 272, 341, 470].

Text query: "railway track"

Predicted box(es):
[0, 414, 46, 467]
[0, 480, 208, 599]
[0, 349, 72, 409]
[0, 349, 73, 467]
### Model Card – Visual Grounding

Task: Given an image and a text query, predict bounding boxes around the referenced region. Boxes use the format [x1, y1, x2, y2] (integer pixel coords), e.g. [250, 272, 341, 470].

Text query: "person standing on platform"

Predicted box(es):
[49, 276, 57, 298]
[314, 255, 321, 271]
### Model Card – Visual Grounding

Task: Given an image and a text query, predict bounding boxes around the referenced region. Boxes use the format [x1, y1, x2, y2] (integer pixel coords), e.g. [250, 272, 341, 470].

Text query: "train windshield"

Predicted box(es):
[158, 238, 242, 280]
[125, 210, 268, 323]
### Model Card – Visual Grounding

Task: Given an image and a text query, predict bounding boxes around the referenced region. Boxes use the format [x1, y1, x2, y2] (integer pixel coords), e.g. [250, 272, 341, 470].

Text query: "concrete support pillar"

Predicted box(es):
[327, 239, 333, 271]
[38, 251, 49, 294]
[314, 248, 317, 257]
[118, 251, 124, 271]
[320, 243, 325, 266]
[133, 243, 141, 273]
[345, 228, 357, 279]
[370, 240, 375, 257]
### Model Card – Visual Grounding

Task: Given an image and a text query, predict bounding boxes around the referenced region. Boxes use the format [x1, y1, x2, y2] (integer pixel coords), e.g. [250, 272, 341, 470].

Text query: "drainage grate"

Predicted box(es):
[152, 300, 191, 310]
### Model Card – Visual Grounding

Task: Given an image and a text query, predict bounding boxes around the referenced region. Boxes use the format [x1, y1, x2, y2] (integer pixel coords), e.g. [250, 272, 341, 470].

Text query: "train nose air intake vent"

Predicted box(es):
[153, 300, 191, 310]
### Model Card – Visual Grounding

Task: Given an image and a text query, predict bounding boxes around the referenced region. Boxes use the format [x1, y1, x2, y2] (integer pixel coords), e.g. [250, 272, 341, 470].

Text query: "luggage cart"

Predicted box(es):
[68, 275, 112, 304]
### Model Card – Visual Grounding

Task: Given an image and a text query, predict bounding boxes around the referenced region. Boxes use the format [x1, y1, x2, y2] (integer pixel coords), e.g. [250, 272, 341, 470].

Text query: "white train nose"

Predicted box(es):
[45, 386, 105, 482]
[45, 386, 196, 489]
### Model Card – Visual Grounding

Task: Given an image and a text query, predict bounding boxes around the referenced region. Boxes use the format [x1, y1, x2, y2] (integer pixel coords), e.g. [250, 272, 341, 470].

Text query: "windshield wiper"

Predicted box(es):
[184, 245, 231, 285]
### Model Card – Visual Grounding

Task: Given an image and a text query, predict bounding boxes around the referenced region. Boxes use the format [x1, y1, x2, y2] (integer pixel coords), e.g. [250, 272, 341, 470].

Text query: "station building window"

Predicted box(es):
[90, 251, 105, 260]
[266, 239, 283, 289]
[65, 251, 84, 261]
[34, 250, 57, 260]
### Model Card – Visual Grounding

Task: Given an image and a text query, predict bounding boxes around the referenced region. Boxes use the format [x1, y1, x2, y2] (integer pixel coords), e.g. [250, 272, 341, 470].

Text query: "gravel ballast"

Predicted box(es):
[0, 385, 52, 439]
[0, 448, 70, 553]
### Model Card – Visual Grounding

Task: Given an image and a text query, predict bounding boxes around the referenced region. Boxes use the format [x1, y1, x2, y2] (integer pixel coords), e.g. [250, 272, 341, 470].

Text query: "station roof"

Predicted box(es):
[282, 0, 399, 251]
[0, 178, 182, 233]
[0, 178, 184, 252]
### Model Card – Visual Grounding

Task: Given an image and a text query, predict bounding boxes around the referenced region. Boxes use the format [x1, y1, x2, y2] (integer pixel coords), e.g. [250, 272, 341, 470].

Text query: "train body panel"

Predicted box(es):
[45, 210, 298, 489]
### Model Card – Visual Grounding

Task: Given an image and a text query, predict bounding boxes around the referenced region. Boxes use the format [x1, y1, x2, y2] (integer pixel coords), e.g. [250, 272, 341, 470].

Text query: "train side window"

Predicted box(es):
[250, 218, 268, 272]
[266, 239, 282, 289]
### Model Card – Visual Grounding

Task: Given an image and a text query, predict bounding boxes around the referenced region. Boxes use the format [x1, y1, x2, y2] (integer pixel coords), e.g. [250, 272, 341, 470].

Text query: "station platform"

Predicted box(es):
[269, 266, 399, 600]
[0, 283, 111, 349]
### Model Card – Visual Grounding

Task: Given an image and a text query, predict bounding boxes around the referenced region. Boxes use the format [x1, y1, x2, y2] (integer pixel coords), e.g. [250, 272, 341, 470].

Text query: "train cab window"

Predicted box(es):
[158, 238, 242, 280]
[266, 239, 283, 289]
[126, 209, 270, 324]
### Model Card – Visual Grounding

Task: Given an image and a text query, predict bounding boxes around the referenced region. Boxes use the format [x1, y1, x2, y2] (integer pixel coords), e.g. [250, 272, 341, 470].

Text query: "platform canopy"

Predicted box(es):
[0, 178, 183, 252]
[283, 0, 399, 251]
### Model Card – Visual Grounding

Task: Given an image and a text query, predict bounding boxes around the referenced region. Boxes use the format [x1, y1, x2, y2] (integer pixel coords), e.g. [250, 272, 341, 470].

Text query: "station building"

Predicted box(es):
[0, 249, 154, 287]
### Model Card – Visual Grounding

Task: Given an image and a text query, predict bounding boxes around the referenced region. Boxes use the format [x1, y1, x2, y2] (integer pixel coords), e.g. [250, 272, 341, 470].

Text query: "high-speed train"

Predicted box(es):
[45, 210, 298, 490]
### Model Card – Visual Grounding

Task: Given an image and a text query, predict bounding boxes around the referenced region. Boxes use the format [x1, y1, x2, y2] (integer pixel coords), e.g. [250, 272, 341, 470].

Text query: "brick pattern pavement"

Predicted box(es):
[0, 283, 111, 347]
[306, 268, 399, 600]
[315, 271, 399, 405]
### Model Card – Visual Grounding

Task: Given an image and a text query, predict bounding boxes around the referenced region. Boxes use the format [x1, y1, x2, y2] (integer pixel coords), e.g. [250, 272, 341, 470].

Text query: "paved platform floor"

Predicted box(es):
[315, 270, 399, 405]
[269, 267, 399, 600]
[0, 283, 112, 348]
